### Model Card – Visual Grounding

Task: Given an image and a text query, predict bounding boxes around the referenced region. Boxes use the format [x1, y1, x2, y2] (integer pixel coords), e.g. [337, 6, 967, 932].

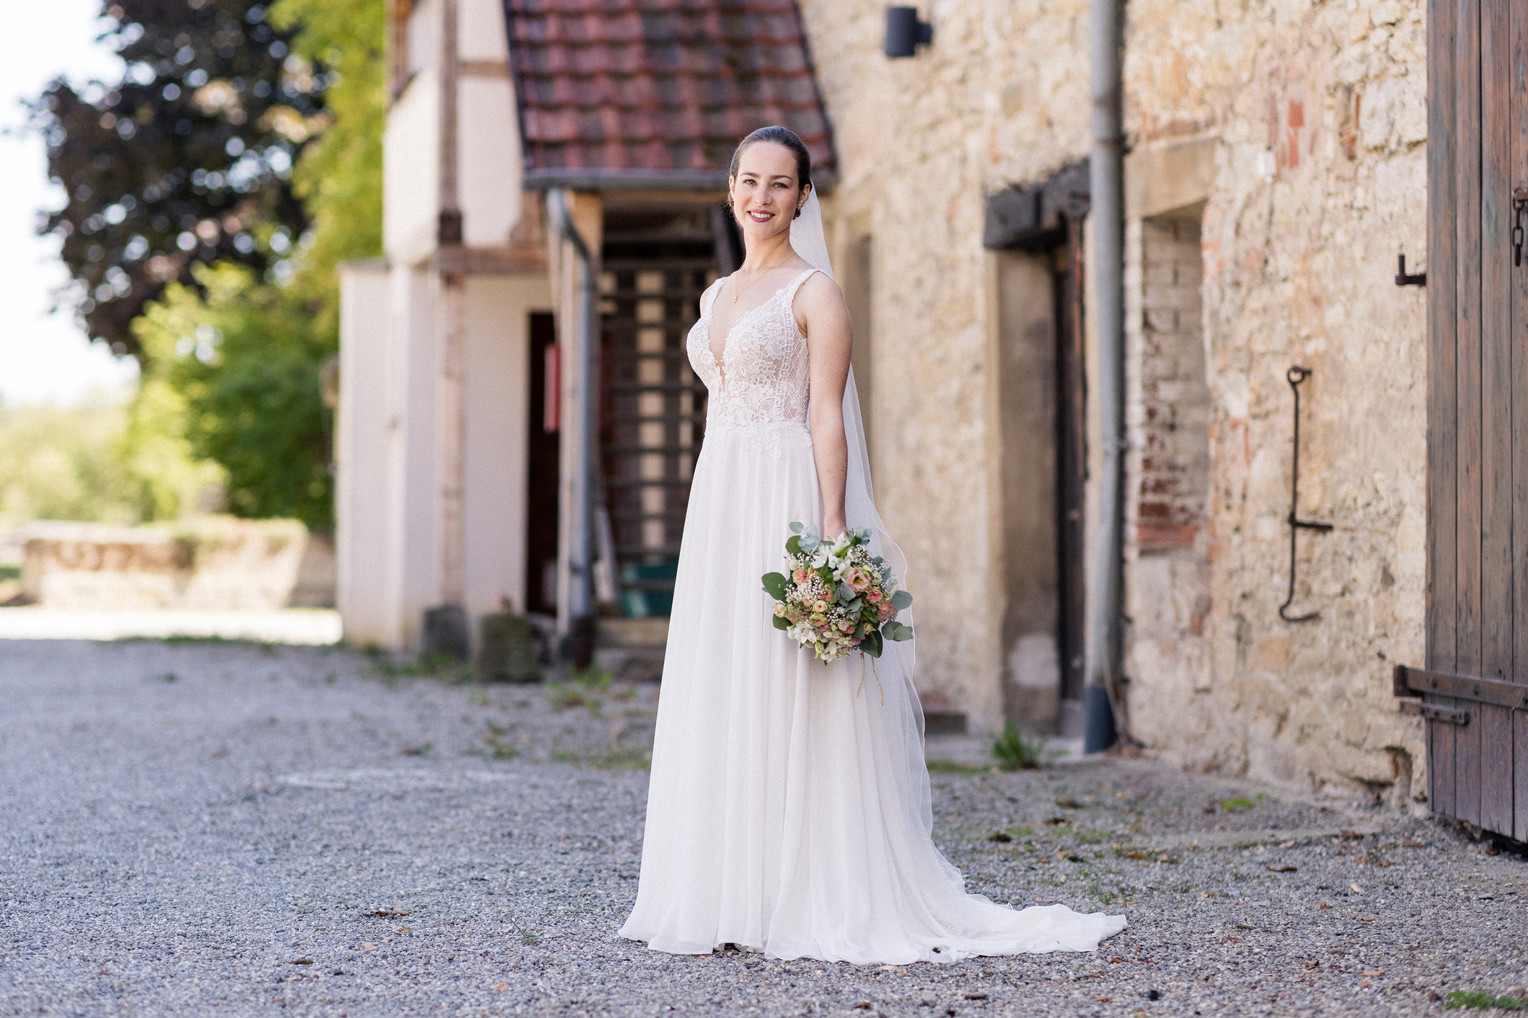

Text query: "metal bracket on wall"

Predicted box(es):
[1394, 252, 1426, 286]
[1279, 366, 1333, 623]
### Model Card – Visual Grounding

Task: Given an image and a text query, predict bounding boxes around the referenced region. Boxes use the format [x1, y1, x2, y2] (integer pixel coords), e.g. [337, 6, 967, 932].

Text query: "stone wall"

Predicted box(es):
[19, 518, 335, 612]
[797, 0, 1431, 799]
[1119, 0, 1429, 801]
[799, 0, 1094, 733]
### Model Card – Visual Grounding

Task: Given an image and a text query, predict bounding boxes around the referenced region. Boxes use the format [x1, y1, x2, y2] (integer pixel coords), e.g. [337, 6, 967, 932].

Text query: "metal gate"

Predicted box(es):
[1395, 0, 1528, 839]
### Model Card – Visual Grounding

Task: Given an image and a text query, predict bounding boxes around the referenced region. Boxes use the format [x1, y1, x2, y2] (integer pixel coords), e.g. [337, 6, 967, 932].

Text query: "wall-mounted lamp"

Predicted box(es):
[884, 6, 932, 58]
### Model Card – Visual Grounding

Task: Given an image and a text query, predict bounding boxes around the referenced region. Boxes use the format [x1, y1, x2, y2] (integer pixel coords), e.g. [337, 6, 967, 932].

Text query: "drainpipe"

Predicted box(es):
[1085, 0, 1125, 752]
[547, 189, 597, 666]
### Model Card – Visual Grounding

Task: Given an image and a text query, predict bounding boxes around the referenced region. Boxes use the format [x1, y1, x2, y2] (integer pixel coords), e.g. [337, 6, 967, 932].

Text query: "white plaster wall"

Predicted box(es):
[335, 261, 394, 646]
[384, 71, 441, 267]
[459, 0, 508, 61]
[460, 77, 523, 248]
[462, 275, 551, 618]
[382, 266, 441, 651]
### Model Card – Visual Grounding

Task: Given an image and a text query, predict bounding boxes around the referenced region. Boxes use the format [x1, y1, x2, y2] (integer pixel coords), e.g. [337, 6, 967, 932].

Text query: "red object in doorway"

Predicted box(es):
[544, 344, 560, 433]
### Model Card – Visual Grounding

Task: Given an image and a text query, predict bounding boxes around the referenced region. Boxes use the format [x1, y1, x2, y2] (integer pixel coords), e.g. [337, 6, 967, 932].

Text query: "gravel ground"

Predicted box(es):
[1, 639, 1526, 1018]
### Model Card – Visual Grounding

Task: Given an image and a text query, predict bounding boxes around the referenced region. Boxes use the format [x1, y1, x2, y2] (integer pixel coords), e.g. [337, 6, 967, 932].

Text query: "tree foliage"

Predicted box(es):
[133, 263, 332, 528]
[31, 0, 327, 357]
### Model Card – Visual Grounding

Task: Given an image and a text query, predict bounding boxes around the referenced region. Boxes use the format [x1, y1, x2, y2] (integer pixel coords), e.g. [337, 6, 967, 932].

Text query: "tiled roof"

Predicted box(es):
[502, 0, 835, 189]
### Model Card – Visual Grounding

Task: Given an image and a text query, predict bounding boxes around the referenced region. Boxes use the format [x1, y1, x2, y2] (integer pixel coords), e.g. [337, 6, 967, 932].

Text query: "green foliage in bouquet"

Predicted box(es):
[762, 522, 913, 663]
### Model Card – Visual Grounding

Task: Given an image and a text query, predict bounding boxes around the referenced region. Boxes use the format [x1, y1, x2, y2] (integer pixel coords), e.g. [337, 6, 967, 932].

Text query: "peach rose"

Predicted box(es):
[845, 567, 871, 592]
[866, 590, 883, 603]
[792, 567, 811, 585]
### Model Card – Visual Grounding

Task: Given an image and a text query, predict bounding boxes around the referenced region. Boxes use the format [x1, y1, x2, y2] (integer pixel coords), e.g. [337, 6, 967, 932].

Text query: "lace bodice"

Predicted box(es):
[687, 268, 818, 432]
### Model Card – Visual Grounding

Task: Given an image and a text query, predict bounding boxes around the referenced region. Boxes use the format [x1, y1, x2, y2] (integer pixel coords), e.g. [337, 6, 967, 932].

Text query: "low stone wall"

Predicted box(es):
[18, 518, 335, 612]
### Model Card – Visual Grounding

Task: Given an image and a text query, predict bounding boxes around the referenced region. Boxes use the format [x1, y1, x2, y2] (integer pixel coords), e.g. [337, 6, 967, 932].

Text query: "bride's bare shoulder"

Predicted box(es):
[794, 268, 845, 309]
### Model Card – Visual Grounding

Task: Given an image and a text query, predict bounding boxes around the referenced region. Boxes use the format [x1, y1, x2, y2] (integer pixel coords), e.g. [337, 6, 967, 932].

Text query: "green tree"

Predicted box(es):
[133, 262, 332, 528]
[31, 0, 326, 357]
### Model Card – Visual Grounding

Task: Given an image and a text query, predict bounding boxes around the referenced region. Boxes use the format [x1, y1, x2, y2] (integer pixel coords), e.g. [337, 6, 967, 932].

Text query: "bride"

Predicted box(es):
[618, 126, 1126, 964]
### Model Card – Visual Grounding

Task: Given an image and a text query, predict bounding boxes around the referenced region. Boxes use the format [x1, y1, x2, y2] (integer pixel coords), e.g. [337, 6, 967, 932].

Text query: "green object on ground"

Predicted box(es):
[992, 720, 1044, 771]
[475, 613, 541, 684]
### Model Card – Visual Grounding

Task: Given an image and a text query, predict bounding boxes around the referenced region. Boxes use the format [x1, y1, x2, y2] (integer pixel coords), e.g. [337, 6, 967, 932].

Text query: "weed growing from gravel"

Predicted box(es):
[992, 721, 1043, 771]
[481, 720, 519, 760]
[927, 760, 990, 775]
[1218, 793, 1265, 811]
[1444, 991, 1528, 1010]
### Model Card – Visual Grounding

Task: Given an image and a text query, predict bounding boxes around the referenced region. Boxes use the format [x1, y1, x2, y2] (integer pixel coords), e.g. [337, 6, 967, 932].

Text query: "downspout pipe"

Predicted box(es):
[1085, 0, 1125, 753]
[548, 189, 597, 662]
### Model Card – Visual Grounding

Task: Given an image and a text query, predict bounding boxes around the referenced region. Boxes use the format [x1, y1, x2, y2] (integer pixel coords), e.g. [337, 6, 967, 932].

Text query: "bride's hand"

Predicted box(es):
[823, 514, 847, 539]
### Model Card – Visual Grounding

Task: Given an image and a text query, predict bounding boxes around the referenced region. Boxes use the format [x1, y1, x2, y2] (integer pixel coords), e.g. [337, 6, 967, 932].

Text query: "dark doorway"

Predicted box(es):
[986, 161, 1090, 734]
[525, 311, 560, 616]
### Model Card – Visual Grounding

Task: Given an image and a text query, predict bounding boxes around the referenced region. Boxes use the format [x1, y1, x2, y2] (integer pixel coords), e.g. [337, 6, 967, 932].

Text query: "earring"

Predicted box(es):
[793, 206, 802, 220]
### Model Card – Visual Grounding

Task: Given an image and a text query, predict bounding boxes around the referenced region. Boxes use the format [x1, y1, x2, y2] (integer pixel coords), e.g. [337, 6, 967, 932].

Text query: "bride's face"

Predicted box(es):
[729, 142, 808, 241]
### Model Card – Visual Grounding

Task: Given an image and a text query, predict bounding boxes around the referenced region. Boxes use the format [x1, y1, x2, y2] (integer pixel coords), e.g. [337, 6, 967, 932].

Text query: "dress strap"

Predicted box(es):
[698, 277, 726, 318]
[783, 267, 820, 309]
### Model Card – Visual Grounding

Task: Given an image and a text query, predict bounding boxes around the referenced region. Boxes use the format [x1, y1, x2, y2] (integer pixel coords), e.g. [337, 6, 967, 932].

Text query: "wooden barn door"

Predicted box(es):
[1396, 0, 1528, 840]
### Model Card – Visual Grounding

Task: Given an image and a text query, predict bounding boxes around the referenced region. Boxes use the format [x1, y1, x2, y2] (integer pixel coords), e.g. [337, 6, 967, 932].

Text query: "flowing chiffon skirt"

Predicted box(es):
[618, 421, 1127, 964]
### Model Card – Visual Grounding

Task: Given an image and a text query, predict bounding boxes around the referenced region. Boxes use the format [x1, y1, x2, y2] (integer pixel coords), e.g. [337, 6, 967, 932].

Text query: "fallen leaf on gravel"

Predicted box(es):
[1305, 961, 1320, 969]
[988, 832, 1012, 843]
[1182, 942, 1192, 948]
[1355, 916, 1376, 922]
[1120, 850, 1151, 859]
[852, 1003, 872, 1010]
[1403, 838, 1425, 848]
[1319, 904, 1332, 910]
[963, 992, 988, 1000]
[1109, 957, 1128, 963]
[1265, 865, 1297, 873]
[491, 983, 507, 992]
[289, 958, 313, 965]
[367, 910, 409, 918]
[394, 927, 412, 935]
[1363, 970, 1385, 976]
[1348, 883, 1364, 894]
[1225, 937, 1241, 943]
[361, 943, 376, 950]
[1055, 798, 1084, 809]
[1278, 839, 1296, 848]
[1338, 830, 1364, 839]
[1094, 996, 1110, 1002]
[1236, 924, 1255, 930]
[1042, 816, 1072, 826]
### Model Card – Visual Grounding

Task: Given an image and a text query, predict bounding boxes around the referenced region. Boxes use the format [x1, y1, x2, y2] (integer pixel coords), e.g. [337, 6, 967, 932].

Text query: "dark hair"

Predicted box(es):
[728, 126, 812, 218]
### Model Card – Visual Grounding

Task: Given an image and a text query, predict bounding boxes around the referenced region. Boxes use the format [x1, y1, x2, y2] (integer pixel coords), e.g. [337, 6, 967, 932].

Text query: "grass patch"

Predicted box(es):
[481, 720, 519, 760]
[926, 759, 990, 775]
[992, 720, 1044, 771]
[1218, 793, 1265, 811]
[1445, 991, 1528, 1010]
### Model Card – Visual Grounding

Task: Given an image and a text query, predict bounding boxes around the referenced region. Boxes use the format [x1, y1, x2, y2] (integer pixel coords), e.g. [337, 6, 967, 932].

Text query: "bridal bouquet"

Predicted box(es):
[761, 523, 913, 664]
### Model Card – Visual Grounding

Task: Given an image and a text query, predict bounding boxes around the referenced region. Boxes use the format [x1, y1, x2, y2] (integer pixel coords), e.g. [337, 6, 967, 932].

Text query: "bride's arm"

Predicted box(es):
[798, 273, 853, 537]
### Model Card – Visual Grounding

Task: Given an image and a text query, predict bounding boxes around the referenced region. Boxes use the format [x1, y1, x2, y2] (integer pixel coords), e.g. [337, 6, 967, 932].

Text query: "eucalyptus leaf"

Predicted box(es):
[800, 524, 820, 547]
[883, 621, 914, 642]
[772, 614, 792, 631]
[835, 581, 857, 601]
[890, 589, 913, 610]
[785, 535, 802, 557]
[762, 572, 789, 600]
[789, 522, 804, 534]
[861, 629, 884, 658]
[842, 596, 862, 614]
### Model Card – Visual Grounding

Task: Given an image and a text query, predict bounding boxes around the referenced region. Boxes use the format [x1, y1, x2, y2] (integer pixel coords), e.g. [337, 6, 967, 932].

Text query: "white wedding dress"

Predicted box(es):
[618, 218, 1126, 964]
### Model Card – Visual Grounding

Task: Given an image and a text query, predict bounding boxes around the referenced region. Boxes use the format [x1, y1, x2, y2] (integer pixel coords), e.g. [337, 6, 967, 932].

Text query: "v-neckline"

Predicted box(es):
[704, 268, 812, 385]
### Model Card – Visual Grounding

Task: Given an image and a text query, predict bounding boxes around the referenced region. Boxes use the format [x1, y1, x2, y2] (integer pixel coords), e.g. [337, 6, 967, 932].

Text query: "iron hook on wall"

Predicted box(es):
[1394, 252, 1426, 286]
[1280, 365, 1333, 623]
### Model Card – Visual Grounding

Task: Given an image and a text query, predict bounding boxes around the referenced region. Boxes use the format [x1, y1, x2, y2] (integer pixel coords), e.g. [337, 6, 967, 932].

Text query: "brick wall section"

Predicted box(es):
[1136, 213, 1210, 555]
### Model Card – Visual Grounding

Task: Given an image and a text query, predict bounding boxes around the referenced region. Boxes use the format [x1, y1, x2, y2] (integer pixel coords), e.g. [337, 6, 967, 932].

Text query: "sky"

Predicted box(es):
[0, 1, 141, 407]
